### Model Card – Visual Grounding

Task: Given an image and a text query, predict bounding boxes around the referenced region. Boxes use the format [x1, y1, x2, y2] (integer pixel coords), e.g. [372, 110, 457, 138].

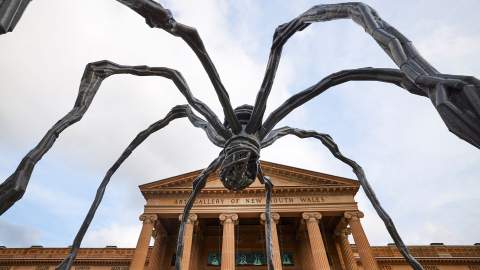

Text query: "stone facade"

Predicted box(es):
[1, 161, 479, 270]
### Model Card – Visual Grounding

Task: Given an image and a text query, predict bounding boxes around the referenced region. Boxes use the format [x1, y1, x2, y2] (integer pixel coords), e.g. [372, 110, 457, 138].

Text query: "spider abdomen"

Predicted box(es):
[219, 133, 260, 191]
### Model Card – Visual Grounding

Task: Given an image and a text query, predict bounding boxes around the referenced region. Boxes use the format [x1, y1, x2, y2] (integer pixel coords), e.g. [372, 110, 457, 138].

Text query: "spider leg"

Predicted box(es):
[252, 2, 479, 148]
[427, 79, 480, 149]
[175, 154, 224, 270]
[247, 3, 401, 132]
[259, 67, 421, 138]
[0, 0, 31, 35]
[54, 104, 222, 270]
[258, 166, 274, 270]
[0, 60, 229, 215]
[116, 0, 241, 133]
[259, 66, 480, 149]
[249, 1, 433, 118]
[261, 126, 424, 270]
[267, 3, 436, 78]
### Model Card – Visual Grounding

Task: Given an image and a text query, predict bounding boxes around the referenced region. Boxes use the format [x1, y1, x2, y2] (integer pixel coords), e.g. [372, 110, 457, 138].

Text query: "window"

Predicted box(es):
[206, 251, 294, 266]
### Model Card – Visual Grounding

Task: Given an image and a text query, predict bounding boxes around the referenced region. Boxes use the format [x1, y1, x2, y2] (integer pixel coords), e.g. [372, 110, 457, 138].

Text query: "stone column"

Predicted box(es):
[219, 213, 238, 270]
[191, 228, 203, 270]
[147, 225, 166, 270]
[302, 212, 331, 270]
[130, 214, 157, 270]
[260, 212, 283, 270]
[336, 228, 358, 270]
[179, 213, 198, 270]
[334, 239, 347, 270]
[344, 211, 378, 270]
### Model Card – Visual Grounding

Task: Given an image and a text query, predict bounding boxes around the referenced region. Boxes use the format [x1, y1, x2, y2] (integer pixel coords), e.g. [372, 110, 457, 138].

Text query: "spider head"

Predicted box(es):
[220, 105, 260, 190]
[224, 104, 254, 128]
[219, 133, 260, 191]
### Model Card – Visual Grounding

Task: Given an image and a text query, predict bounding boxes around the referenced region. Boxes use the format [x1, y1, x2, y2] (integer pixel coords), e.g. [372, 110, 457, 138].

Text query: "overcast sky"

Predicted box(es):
[0, 0, 479, 248]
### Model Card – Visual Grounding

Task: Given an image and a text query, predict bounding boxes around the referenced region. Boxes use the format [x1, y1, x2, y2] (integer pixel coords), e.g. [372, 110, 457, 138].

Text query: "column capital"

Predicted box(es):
[260, 212, 280, 224]
[219, 213, 238, 225]
[178, 213, 198, 225]
[139, 214, 157, 224]
[302, 212, 322, 223]
[344, 211, 364, 221]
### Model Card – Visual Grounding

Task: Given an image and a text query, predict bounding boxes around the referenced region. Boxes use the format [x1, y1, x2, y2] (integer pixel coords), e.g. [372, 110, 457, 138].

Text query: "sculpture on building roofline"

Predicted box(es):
[0, 1, 479, 270]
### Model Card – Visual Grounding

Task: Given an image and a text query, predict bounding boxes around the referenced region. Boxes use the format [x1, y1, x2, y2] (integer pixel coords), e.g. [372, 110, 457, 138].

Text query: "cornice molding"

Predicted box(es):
[374, 257, 480, 265]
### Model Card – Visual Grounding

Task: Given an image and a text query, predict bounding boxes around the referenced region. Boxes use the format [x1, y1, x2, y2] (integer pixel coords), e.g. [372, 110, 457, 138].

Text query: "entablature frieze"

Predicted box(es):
[143, 191, 358, 216]
[146, 192, 355, 206]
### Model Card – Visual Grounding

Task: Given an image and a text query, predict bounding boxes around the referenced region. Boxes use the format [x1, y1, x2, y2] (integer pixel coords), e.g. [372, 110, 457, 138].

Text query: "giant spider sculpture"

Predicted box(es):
[1, 1, 479, 270]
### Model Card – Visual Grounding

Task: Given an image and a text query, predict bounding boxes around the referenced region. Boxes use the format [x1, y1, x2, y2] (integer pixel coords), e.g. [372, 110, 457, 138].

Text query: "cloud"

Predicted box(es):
[83, 223, 141, 247]
[0, 220, 41, 247]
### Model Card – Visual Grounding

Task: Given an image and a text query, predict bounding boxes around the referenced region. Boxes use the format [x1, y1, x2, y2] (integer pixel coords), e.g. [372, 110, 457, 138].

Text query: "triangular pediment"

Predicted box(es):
[139, 161, 359, 197]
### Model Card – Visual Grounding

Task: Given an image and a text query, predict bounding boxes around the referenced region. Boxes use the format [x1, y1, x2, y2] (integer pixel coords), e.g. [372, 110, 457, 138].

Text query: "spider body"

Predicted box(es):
[1, 1, 479, 270]
[220, 105, 261, 191]
[220, 133, 260, 190]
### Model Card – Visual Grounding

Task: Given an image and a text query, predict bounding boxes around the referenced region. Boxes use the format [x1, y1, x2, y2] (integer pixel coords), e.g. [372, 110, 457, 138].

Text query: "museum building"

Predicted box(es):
[1, 161, 479, 270]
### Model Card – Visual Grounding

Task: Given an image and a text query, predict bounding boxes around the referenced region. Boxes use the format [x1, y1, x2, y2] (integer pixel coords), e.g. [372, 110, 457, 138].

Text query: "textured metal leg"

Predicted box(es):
[259, 67, 424, 137]
[261, 127, 424, 270]
[258, 167, 274, 270]
[0, 60, 228, 215]
[175, 154, 224, 270]
[0, 0, 31, 35]
[257, 2, 480, 148]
